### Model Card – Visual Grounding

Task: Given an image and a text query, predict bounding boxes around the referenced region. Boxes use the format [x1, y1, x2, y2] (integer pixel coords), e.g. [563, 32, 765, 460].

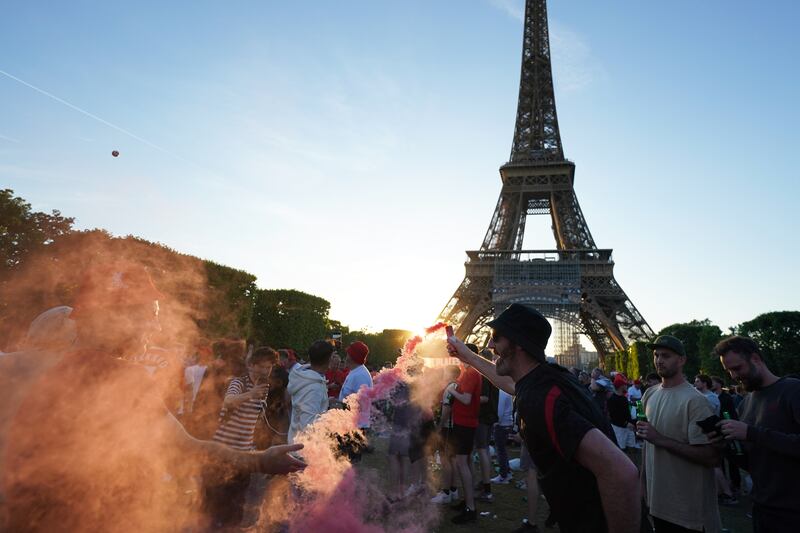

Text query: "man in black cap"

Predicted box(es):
[447, 303, 639, 533]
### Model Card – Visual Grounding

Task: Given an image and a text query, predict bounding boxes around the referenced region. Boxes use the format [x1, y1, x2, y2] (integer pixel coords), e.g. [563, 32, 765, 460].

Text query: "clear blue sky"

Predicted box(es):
[2, 0, 798, 335]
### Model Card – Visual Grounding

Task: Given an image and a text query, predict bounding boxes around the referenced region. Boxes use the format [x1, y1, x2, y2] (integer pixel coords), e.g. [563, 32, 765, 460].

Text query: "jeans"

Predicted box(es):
[493, 424, 512, 477]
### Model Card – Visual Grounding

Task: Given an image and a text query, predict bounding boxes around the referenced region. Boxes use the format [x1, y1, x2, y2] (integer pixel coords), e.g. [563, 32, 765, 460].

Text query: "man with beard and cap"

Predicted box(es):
[637, 335, 721, 533]
[2, 262, 306, 533]
[446, 304, 639, 533]
[713, 335, 800, 533]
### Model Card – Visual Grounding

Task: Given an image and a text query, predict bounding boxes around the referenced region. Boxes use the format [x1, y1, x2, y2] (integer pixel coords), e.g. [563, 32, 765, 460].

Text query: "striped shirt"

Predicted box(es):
[212, 375, 265, 451]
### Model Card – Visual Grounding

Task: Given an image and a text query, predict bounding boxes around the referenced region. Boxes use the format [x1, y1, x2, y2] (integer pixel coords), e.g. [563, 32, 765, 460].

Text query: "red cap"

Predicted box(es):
[634, 379, 641, 386]
[613, 374, 628, 389]
[346, 341, 369, 366]
[71, 262, 164, 319]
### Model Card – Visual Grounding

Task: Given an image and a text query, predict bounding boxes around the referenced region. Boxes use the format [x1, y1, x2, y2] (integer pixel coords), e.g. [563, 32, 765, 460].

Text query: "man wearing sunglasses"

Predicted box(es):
[447, 304, 640, 533]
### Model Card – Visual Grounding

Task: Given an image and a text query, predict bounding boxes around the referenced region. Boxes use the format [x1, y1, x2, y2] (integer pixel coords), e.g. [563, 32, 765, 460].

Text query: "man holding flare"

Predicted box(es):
[445, 303, 640, 533]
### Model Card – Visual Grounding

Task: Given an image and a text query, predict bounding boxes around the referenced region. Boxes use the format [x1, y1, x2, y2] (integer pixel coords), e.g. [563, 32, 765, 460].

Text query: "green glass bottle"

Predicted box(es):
[636, 400, 647, 422]
[722, 411, 744, 455]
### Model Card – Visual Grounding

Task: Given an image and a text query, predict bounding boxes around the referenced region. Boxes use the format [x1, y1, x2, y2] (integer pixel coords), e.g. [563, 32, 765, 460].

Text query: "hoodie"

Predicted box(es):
[287, 364, 329, 444]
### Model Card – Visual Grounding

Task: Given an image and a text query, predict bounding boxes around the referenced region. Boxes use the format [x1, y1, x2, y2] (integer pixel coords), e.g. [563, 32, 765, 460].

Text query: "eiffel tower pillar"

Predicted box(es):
[438, 0, 654, 364]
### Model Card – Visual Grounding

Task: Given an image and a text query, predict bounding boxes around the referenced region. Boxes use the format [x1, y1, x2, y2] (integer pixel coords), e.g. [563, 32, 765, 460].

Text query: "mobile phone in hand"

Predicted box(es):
[695, 414, 722, 437]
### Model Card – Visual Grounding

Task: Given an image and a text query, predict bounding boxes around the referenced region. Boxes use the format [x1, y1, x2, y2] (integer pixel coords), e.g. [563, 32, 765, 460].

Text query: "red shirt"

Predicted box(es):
[325, 368, 346, 398]
[452, 366, 482, 428]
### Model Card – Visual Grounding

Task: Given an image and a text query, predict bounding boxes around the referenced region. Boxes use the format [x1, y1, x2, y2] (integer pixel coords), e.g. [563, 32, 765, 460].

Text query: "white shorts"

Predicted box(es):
[612, 424, 639, 450]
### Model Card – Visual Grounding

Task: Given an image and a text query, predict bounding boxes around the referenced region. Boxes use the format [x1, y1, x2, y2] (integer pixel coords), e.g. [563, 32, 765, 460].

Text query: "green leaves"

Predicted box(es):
[0, 189, 74, 274]
[735, 311, 800, 377]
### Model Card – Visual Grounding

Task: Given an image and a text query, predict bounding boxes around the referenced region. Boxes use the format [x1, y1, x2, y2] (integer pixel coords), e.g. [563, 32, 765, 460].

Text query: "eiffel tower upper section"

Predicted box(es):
[509, 0, 564, 164]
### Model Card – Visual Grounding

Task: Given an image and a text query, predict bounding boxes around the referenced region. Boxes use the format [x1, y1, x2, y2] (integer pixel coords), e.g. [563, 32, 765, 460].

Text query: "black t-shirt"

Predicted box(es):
[515, 364, 615, 533]
[738, 377, 800, 519]
[607, 392, 633, 428]
[718, 391, 737, 420]
[478, 376, 499, 425]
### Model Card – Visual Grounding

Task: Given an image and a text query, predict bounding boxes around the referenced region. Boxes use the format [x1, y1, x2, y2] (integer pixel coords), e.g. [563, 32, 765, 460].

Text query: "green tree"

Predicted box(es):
[202, 261, 257, 340]
[735, 311, 800, 377]
[252, 289, 331, 352]
[658, 319, 723, 379]
[0, 189, 74, 273]
[630, 340, 654, 377]
[340, 328, 414, 369]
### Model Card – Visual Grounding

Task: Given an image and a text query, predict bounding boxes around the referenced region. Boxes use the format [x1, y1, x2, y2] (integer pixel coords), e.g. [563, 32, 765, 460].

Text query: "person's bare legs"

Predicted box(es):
[399, 455, 410, 492]
[388, 453, 401, 498]
[715, 466, 733, 497]
[526, 467, 540, 523]
[440, 454, 454, 490]
[455, 454, 475, 509]
[477, 447, 492, 485]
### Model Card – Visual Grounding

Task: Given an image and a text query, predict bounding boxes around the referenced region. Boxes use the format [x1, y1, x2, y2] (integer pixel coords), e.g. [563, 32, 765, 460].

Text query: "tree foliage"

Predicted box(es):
[202, 261, 257, 340]
[252, 289, 331, 353]
[0, 189, 74, 274]
[735, 311, 800, 377]
[658, 319, 724, 379]
[626, 341, 649, 378]
[340, 328, 413, 369]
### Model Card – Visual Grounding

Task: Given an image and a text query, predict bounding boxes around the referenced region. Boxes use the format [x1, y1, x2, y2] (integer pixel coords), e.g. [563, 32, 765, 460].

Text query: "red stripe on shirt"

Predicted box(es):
[545, 385, 564, 458]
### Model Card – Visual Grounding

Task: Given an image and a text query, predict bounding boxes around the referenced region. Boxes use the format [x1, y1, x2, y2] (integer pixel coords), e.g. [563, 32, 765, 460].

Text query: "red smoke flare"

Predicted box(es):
[424, 322, 447, 335]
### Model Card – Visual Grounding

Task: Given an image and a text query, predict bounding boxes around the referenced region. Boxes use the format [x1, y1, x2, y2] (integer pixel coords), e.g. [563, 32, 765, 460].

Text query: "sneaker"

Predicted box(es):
[404, 483, 425, 498]
[718, 494, 739, 507]
[476, 492, 494, 503]
[511, 518, 540, 533]
[491, 473, 512, 484]
[451, 507, 477, 525]
[430, 491, 451, 504]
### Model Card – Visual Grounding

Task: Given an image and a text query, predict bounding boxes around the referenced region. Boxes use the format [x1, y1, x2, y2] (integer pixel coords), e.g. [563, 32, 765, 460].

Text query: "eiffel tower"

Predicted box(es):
[438, 0, 654, 363]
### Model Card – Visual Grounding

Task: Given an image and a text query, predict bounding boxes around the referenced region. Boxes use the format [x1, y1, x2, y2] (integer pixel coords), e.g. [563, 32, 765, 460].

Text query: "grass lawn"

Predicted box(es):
[358, 436, 753, 533]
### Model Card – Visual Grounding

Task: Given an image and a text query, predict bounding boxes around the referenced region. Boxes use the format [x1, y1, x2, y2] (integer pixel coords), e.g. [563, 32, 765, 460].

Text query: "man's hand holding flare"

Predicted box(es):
[446, 335, 472, 362]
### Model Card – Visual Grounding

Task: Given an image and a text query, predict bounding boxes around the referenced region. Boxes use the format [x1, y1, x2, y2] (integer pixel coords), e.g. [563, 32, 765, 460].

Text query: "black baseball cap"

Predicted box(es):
[487, 304, 551, 362]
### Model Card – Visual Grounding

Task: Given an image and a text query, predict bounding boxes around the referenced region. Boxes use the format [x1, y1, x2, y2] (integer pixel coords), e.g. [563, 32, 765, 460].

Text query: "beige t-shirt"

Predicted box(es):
[642, 381, 721, 532]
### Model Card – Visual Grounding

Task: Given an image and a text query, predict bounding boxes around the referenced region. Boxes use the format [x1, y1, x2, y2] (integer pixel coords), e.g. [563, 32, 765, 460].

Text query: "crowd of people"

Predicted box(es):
[1, 264, 798, 533]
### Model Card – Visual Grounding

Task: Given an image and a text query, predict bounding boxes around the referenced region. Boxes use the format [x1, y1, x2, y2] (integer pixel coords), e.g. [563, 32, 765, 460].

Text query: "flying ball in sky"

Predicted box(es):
[111, 150, 119, 157]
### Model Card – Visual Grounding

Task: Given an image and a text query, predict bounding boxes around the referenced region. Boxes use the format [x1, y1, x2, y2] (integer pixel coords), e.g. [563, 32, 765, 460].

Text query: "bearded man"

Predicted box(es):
[714, 335, 800, 533]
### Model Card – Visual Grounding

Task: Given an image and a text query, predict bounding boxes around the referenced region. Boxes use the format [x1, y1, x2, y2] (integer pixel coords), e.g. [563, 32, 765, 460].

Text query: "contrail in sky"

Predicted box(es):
[0, 68, 194, 166]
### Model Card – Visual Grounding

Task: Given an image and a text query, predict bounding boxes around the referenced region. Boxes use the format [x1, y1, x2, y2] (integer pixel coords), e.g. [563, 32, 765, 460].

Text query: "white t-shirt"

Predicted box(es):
[339, 365, 373, 428]
[642, 382, 721, 532]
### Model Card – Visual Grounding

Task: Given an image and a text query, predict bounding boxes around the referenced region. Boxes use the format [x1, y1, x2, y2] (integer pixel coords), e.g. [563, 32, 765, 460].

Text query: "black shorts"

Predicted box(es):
[440, 427, 457, 458]
[451, 424, 476, 456]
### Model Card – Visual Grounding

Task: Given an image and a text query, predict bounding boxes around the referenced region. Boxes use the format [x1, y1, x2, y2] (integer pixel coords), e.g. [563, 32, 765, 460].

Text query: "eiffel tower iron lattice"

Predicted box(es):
[437, 0, 654, 363]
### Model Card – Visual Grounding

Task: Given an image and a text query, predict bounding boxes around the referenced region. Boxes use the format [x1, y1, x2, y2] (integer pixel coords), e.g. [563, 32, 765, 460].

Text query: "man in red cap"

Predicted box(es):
[608, 374, 638, 451]
[3, 262, 305, 532]
[339, 340, 373, 430]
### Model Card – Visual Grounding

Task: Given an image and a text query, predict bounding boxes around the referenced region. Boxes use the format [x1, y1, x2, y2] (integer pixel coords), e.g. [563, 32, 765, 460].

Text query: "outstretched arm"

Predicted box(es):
[446, 336, 515, 395]
[163, 412, 306, 475]
[575, 428, 641, 533]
